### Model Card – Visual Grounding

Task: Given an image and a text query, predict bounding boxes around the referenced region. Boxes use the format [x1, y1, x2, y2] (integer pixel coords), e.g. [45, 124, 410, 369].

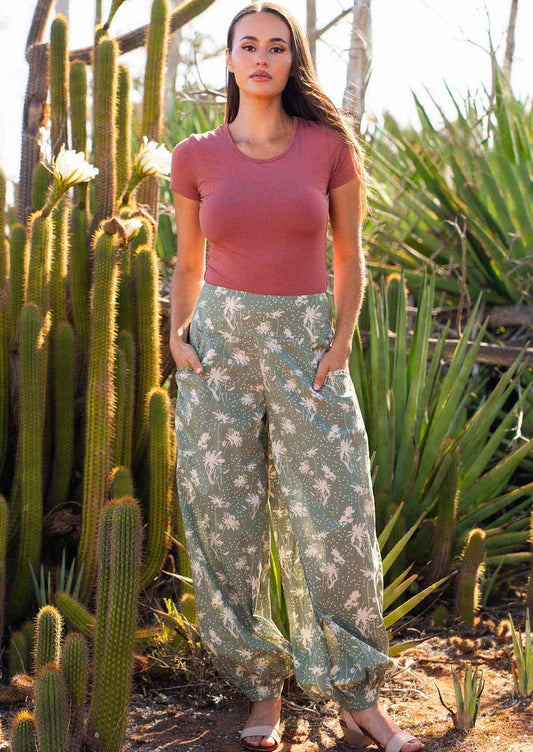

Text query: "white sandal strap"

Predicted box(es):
[385, 730, 418, 752]
[240, 725, 281, 743]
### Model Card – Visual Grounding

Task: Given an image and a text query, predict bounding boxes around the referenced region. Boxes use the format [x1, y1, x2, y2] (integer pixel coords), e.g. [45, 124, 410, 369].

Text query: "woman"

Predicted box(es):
[169, 3, 425, 752]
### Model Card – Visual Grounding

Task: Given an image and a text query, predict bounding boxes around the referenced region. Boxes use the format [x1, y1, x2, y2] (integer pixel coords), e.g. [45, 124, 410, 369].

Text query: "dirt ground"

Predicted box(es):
[118, 599, 533, 752]
[1, 602, 531, 750]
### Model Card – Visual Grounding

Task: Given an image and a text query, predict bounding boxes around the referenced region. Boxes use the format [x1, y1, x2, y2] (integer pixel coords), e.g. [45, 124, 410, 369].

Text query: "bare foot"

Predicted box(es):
[346, 702, 425, 751]
[242, 695, 282, 748]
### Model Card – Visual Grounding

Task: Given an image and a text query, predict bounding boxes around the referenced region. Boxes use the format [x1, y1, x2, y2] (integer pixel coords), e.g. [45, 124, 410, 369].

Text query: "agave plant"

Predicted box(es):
[508, 609, 533, 699]
[365, 51, 533, 307]
[437, 662, 485, 730]
[29, 547, 86, 609]
[349, 267, 533, 595]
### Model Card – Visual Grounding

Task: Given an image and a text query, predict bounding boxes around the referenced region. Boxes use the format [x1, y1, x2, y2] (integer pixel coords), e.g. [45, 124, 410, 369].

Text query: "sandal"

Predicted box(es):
[339, 707, 424, 752]
[240, 699, 282, 751]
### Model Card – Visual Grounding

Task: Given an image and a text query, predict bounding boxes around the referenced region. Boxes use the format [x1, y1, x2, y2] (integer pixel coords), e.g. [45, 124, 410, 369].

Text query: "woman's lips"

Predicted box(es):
[251, 74, 271, 80]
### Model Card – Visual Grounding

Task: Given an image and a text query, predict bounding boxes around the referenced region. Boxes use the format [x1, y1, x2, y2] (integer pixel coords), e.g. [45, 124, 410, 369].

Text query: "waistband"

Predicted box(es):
[193, 282, 334, 339]
[199, 281, 329, 305]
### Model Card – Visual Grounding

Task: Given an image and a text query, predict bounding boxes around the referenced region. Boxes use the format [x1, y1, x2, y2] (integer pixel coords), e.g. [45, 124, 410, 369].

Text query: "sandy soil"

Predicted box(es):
[117, 593, 533, 752]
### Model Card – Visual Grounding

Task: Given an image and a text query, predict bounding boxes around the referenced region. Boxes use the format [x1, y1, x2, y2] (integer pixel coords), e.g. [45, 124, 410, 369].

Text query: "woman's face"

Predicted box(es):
[226, 11, 293, 99]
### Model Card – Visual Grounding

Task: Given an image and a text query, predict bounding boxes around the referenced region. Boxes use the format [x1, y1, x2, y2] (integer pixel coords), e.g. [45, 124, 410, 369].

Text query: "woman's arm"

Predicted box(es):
[169, 191, 206, 373]
[312, 175, 364, 390]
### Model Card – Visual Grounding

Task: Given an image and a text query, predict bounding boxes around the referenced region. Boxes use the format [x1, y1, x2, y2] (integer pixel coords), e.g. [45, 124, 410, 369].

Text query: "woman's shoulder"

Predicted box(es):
[296, 116, 346, 149]
[173, 123, 225, 152]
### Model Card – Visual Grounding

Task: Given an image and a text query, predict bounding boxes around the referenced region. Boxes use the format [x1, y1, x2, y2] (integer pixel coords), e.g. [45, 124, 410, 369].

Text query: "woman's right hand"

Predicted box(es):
[170, 332, 204, 374]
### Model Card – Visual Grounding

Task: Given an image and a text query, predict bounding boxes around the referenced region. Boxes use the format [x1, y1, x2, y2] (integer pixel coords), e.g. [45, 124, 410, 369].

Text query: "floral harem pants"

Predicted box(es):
[174, 281, 396, 709]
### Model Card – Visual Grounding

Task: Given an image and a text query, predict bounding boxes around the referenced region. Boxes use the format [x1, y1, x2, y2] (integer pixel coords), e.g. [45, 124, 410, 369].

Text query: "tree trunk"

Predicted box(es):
[504, 0, 518, 81]
[306, 0, 317, 72]
[17, 0, 55, 225]
[343, 0, 372, 134]
[164, 4, 182, 119]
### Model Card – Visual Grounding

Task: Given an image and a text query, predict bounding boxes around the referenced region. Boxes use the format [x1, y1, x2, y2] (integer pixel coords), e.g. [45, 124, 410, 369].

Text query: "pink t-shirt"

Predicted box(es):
[170, 115, 358, 295]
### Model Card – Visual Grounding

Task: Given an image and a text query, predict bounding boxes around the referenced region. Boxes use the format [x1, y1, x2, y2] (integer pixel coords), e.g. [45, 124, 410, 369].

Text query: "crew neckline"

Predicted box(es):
[223, 116, 299, 163]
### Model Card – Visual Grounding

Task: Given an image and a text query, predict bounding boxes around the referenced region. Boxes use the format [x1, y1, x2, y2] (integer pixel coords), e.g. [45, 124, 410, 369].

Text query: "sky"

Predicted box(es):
[0, 0, 531, 205]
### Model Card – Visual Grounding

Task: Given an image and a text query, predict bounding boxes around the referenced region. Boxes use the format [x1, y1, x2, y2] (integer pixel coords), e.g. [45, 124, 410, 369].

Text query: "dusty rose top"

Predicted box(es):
[170, 115, 358, 295]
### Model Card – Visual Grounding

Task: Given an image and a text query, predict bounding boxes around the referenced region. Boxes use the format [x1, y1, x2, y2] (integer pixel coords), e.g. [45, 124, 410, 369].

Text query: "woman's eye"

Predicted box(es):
[243, 44, 284, 53]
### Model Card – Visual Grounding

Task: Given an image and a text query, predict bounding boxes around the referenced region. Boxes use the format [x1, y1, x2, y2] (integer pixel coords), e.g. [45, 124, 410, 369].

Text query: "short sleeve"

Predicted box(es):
[327, 132, 358, 191]
[170, 137, 200, 200]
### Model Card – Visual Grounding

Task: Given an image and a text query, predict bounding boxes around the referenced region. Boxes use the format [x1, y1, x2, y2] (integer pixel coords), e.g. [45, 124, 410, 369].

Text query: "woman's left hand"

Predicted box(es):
[312, 345, 350, 390]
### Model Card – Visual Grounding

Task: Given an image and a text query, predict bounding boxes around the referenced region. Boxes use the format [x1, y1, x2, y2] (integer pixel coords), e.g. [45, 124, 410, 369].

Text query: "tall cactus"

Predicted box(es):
[61, 632, 89, 752]
[50, 14, 69, 159]
[89, 35, 118, 237]
[116, 64, 132, 200]
[0, 495, 9, 644]
[10, 711, 38, 752]
[7, 305, 50, 622]
[454, 528, 486, 629]
[87, 498, 142, 752]
[34, 605, 63, 675]
[0, 294, 9, 477]
[132, 245, 161, 466]
[35, 664, 69, 752]
[25, 212, 52, 314]
[137, 0, 169, 221]
[69, 207, 90, 378]
[8, 223, 27, 351]
[48, 321, 75, 508]
[427, 444, 460, 583]
[140, 388, 171, 590]
[0, 168, 6, 282]
[50, 199, 69, 331]
[110, 466, 135, 499]
[78, 227, 121, 603]
[69, 60, 88, 209]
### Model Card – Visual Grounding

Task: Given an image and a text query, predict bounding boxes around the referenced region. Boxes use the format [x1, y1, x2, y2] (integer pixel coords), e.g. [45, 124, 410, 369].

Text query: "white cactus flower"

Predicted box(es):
[52, 144, 99, 186]
[40, 144, 99, 217]
[136, 136, 172, 178]
[122, 217, 143, 240]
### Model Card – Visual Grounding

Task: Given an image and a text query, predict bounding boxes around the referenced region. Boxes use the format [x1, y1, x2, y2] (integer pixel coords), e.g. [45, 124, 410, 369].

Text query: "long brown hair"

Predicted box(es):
[225, 2, 369, 223]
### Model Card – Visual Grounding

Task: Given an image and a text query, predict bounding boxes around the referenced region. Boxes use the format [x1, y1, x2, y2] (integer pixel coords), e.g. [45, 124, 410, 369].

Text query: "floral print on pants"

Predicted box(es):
[174, 282, 396, 709]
